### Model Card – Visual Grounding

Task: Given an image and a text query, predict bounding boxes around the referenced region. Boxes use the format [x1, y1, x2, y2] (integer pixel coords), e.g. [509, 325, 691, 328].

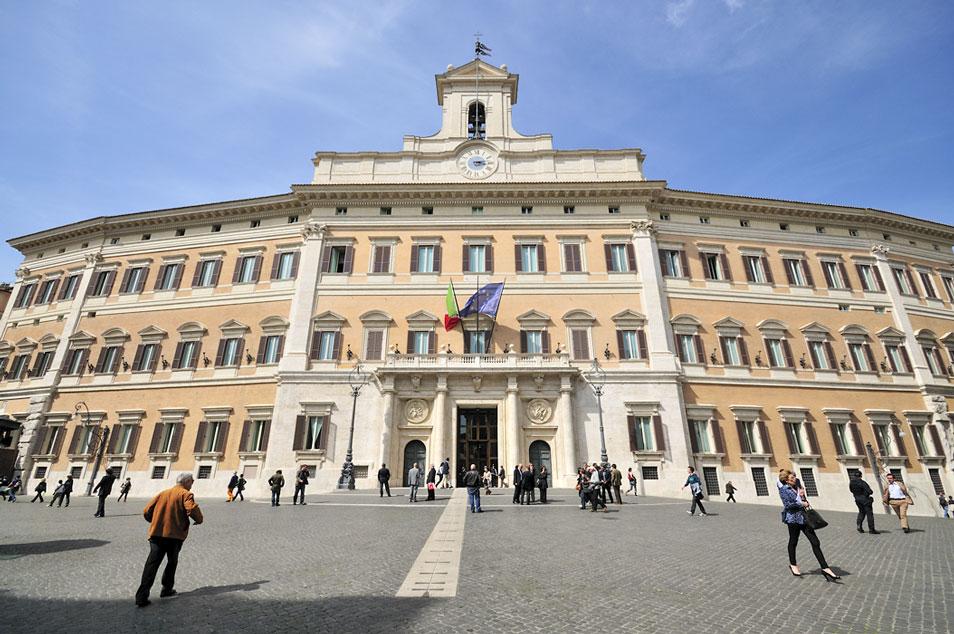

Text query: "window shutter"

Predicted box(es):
[240, 420, 251, 452]
[293, 415, 306, 450]
[700, 254, 712, 280]
[782, 340, 795, 368]
[757, 420, 773, 454]
[485, 245, 493, 272]
[712, 420, 725, 453]
[49, 426, 65, 456]
[366, 330, 383, 361]
[315, 416, 328, 450]
[170, 423, 184, 454]
[256, 337, 267, 364]
[275, 335, 285, 362]
[799, 262, 814, 288]
[127, 425, 140, 458]
[928, 425, 944, 457]
[107, 425, 120, 454]
[899, 346, 913, 372]
[269, 253, 281, 280]
[428, 331, 436, 354]
[785, 424, 798, 453]
[693, 335, 705, 365]
[215, 339, 227, 366]
[167, 265, 181, 291]
[260, 420, 271, 450]
[191, 262, 203, 287]
[251, 255, 263, 282]
[885, 346, 898, 372]
[688, 422, 699, 453]
[406, 331, 414, 355]
[194, 421, 208, 453]
[738, 338, 750, 365]
[805, 422, 820, 454]
[873, 425, 886, 454]
[60, 349, 74, 372]
[320, 247, 331, 273]
[232, 258, 243, 283]
[604, 244, 614, 271]
[521, 331, 528, 354]
[56, 276, 70, 300]
[309, 331, 322, 360]
[234, 339, 244, 366]
[462, 245, 470, 272]
[676, 336, 687, 362]
[829, 423, 845, 455]
[34, 426, 50, 455]
[410, 245, 419, 273]
[119, 269, 132, 293]
[210, 260, 222, 286]
[719, 253, 731, 281]
[290, 252, 300, 278]
[627, 415, 637, 451]
[736, 420, 752, 453]
[892, 424, 908, 457]
[171, 342, 184, 369]
[849, 423, 864, 456]
[905, 269, 918, 297]
[94, 348, 108, 373]
[743, 257, 755, 282]
[514, 244, 523, 273]
[679, 251, 690, 278]
[631, 329, 645, 360]
[152, 265, 166, 290]
[215, 421, 230, 453]
[78, 349, 90, 375]
[190, 342, 202, 369]
[463, 334, 471, 354]
[863, 344, 876, 372]
[332, 332, 342, 359]
[652, 415, 665, 451]
[149, 423, 163, 453]
[542, 330, 551, 354]
[824, 341, 837, 369]
[821, 262, 834, 288]
[572, 329, 589, 360]
[782, 260, 795, 285]
[537, 244, 546, 272]
[433, 244, 442, 273]
[873, 267, 885, 291]
[103, 270, 117, 296]
[761, 257, 774, 284]
[854, 264, 866, 290]
[838, 262, 852, 290]
[131, 345, 144, 372]
[68, 426, 82, 454]
[563, 244, 577, 272]
[719, 336, 729, 365]
[343, 246, 354, 273]
[615, 330, 624, 359]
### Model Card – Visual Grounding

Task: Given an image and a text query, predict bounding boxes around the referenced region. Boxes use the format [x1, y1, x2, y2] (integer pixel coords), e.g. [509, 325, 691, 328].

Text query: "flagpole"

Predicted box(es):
[476, 274, 480, 353]
[486, 280, 504, 355]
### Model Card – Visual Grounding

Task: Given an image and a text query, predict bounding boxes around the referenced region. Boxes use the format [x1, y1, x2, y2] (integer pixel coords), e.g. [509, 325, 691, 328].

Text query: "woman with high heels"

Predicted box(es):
[778, 469, 840, 582]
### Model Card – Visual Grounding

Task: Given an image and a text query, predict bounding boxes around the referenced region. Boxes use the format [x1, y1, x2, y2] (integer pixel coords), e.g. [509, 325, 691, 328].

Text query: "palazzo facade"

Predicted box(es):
[2, 60, 953, 515]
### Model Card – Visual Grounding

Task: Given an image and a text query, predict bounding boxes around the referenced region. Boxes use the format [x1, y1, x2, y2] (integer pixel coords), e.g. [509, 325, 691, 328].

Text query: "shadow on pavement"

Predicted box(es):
[0, 539, 110, 559]
[178, 580, 270, 597]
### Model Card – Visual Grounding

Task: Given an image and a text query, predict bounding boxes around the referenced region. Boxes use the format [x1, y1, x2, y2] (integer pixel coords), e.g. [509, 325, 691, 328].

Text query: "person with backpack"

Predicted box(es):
[682, 466, 708, 517]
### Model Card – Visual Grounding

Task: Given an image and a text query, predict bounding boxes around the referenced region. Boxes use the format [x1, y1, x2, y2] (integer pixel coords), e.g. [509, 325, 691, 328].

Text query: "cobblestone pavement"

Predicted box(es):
[1, 487, 952, 633]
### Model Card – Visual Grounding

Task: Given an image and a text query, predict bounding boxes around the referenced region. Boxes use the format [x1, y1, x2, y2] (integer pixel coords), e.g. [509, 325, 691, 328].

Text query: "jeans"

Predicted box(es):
[626, 481, 637, 495]
[379, 481, 391, 497]
[466, 487, 481, 512]
[854, 497, 875, 530]
[95, 495, 108, 517]
[787, 523, 828, 568]
[271, 490, 281, 506]
[49, 493, 62, 507]
[689, 495, 707, 515]
[409, 485, 419, 502]
[135, 537, 184, 604]
[293, 485, 306, 504]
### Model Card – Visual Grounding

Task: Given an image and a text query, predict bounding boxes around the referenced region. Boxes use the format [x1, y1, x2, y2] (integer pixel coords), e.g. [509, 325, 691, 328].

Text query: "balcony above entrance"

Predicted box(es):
[380, 352, 574, 372]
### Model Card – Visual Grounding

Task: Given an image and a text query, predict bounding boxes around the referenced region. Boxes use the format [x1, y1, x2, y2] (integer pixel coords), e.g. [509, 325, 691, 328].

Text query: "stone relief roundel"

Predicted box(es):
[526, 399, 553, 425]
[405, 399, 430, 424]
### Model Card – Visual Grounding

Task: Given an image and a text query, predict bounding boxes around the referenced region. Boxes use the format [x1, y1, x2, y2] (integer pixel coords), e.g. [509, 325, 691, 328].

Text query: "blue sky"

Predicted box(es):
[1, 1, 953, 278]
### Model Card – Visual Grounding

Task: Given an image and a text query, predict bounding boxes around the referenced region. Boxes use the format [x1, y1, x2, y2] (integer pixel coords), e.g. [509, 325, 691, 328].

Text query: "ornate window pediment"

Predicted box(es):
[14, 337, 37, 352]
[800, 322, 831, 342]
[359, 310, 394, 328]
[877, 326, 905, 344]
[38, 333, 60, 351]
[101, 327, 131, 346]
[915, 328, 939, 346]
[138, 325, 168, 344]
[69, 330, 96, 348]
[218, 320, 250, 338]
[940, 332, 954, 346]
[260, 316, 290, 335]
[177, 322, 207, 342]
[313, 310, 347, 329]
[611, 309, 646, 329]
[517, 309, 552, 329]
[406, 310, 439, 330]
[713, 317, 745, 337]
[757, 319, 788, 338]
[563, 309, 596, 327]
[0, 341, 12, 356]
[670, 314, 701, 336]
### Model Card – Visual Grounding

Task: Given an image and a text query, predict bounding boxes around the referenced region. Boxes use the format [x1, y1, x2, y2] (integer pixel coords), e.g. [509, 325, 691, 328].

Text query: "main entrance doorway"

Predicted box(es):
[403, 440, 427, 486]
[528, 440, 552, 487]
[456, 407, 498, 482]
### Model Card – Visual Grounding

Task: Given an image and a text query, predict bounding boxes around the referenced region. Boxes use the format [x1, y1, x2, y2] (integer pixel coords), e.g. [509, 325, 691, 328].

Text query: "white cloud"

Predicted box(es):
[666, 0, 696, 27]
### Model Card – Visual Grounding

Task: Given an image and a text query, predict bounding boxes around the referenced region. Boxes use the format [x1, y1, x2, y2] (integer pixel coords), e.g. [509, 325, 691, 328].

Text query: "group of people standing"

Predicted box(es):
[511, 463, 549, 505]
[576, 463, 627, 512]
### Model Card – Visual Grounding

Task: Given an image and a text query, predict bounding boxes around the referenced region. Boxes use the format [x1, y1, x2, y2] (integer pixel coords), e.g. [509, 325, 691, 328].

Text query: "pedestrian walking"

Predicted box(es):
[577, 467, 589, 509]
[462, 463, 482, 513]
[512, 464, 522, 504]
[378, 463, 392, 497]
[610, 464, 623, 504]
[93, 468, 116, 517]
[407, 462, 421, 503]
[436, 458, 449, 489]
[48, 480, 65, 507]
[498, 465, 506, 488]
[118, 477, 132, 502]
[482, 466, 493, 495]
[625, 467, 637, 496]
[948, 496, 954, 516]
[226, 472, 239, 502]
[939, 494, 950, 519]
[293, 466, 309, 505]
[61, 474, 74, 506]
[883, 472, 914, 533]
[521, 465, 535, 505]
[848, 472, 878, 533]
[588, 466, 608, 512]
[6, 476, 21, 502]
[490, 464, 499, 488]
[426, 465, 437, 501]
[682, 466, 708, 517]
[778, 469, 840, 581]
[538, 465, 549, 504]
[30, 478, 47, 503]
[135, 472, 203, 607]
[234, 474, 246, 501]
[268, 470, 284, 507]
[725, 481, 738, 503]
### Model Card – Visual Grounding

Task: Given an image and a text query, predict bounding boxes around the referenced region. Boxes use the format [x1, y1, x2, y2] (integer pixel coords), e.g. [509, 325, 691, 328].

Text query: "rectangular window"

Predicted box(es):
[379, 207, 391, 216]
[766, 339, 787, 368]
[562, 243, 582, 273]
[608, 244, 630, 272]
[36, 279, 58, 304]
[472, 206, 484, 215]
[410, 331, 431, 355]
[702, 253, 724, 280]
[317, 332, 338, 360]
[787, 423, 805, 454]
[521, 206, 533, 215]
[919, 271, 938, 299]
[327, 246, 350, 274]
[194, 260, 219, 287]
[821, 261, 847, 289]
[619, 330, 640, 360]
[466, 245, 487, 273]
[752, 467, 769, 496]
[677, 335, 698, 364]
[809, 341, 831, 370]
[364, 330, 384, 361]
[891, 267, 913, 294]
[31, 351, 54, 377]
[929, 468, 945, 495]
[156, 264, 181, 291]
[63, 348, 88, 375]
[197, 465, 213, 479]
[261, 335, 283, 364]
[524, 330, 543, 354]
[719, 336, 740, 365]
[14, 283, 37, 307]
[91, 271, 117, 296]
[247, 420, 268, 452]
[608, 206, 620, 215]
[414, 245, 435, 273]
[660, 250, 684, 277]
[885, 344, 912, 373]
[335, 207, 348, 216]
[799, 468, 819, 497]
[115, 424, 135, 454]
[631, 416, 653, 451]
[856, 264, 882, 292]
[371, 245, 392, 274]
[923, 346, 944, 376]
[34, 466, 47, 479]
[691, 420, 711, 453]
[570, 329, 590, 360]
[123, 267, 149, 294]
[219, 338, 241, 366]
[641, 466, 659, 480]
[151, 466, 166, 479]
[783, 259, 806, 286]
[305, 416, 325, 450]
[743, 256, 768, 284]
[275, 252, 297, 280]
[563, 206, 574, 214]
[175, 341, 199, 370]
[739, 421, 758, 454]
[96, 346, 122, 374]
[133, 344, 159, 372]
[421, 206, 433, 215]
[519, 244, 539, 273]
[848, 343, 870, 372]
[9, 354, 31, 380]
[910, 425, 928, 456]
[467, 331, 487, 354]
[832, 423, 852, 455]
[60, 274, 80, 300]
[235, 255, 260, 284]
[70, 466, 83, 479]
[702, 466, 720, 496]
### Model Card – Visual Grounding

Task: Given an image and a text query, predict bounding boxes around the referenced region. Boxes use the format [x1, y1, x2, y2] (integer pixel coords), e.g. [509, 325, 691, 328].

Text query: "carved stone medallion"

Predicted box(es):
[404, 399, 430, 424]
[526, 399, 553, 424]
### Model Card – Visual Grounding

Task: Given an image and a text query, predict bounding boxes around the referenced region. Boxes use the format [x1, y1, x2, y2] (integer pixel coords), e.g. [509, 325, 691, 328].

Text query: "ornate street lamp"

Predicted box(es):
[75, 401, 110, 497]
[338, 361, 370, 490]
[582, 358, 609, 469]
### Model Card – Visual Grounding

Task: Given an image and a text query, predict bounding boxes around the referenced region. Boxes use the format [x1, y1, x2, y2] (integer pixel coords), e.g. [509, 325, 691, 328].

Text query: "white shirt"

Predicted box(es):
[887, 482, 906, 499]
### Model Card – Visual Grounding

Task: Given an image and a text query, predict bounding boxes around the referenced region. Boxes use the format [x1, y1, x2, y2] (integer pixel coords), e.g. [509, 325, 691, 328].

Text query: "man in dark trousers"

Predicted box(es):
[226, 472, 239, 502]
[436, 458, 448, 489]
[462, 463, 482, 513]
[93, 468, 116, 517]
[135, 472, 203, 607]
[293, 466, 309, 505]
[610, 464, 623, 504]
[521, 465, 535, 505]
[234, 474, 246, 501]
[118, 477, 132, 502]
[849, 472, 879, 534]
[53, 474, 74, 507]
[377, 463, 392, 497]
[512, 464, 523, 504]
[268, 470, 284, 507]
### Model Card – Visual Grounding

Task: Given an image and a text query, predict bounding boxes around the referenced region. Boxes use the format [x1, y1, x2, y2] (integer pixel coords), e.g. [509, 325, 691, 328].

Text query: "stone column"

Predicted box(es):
[279, 220, 327, 373]
[378, 385, 396, 471]
[557, 374, 576, 483]
[48, 252, 102, 378]
[630, 219, 679, 372]
[430, 375, 447, 467]
[506, 375, 520, 468]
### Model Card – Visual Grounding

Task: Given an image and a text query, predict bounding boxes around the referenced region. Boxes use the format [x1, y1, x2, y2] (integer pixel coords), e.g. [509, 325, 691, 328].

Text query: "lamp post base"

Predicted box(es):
[338, 460, 356, 490]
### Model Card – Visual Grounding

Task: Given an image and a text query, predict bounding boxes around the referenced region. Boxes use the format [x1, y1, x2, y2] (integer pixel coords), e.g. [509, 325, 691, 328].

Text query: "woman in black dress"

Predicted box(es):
[425, 465, 437, 501]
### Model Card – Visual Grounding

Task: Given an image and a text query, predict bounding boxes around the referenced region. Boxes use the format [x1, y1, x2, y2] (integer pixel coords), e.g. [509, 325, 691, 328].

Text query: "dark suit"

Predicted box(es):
[512, 468, 522, 503]
[93, 473, 116, 517]
[849, 477, 876, 531]
[377, 467, 391, 497]
[521, 470, 535, 504]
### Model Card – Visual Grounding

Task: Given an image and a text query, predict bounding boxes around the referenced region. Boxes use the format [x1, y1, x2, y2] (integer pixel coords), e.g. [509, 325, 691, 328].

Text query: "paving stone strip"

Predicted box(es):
[396, 487, 467, 598]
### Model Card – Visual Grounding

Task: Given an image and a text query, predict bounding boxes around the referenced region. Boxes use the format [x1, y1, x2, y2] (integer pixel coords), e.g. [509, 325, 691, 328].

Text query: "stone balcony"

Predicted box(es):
[379, 351, 575, 372]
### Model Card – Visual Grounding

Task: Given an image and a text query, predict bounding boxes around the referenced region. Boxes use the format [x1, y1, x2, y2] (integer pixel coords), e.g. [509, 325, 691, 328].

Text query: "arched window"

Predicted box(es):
[467, 101, 486, 139]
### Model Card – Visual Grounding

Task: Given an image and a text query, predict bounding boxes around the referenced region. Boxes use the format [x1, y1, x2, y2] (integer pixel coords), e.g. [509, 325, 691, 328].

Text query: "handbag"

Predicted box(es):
[803, 508, 828, 530]
[427, 483, 435, 491]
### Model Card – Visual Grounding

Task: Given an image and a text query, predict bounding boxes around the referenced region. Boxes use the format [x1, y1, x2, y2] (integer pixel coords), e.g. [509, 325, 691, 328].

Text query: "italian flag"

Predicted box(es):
[443, 282, 461, 331]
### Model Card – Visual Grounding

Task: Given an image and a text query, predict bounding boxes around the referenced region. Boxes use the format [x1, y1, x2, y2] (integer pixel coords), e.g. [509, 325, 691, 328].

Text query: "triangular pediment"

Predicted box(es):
[218, 319, 249, 333]
[612, 309, 647, 324]
[713, 317, 745, 329]
[757, 319, 789, 333]
[14, 337, 37, 349]
[516, 309, 551, 323]
[440, 59, 511, 80]
[799, 321, 831, 335]
[137, 325, 168, 339]
[69, 330, 96, 345]
[877, 326, 905, 340]
[405, 310, 439, 323]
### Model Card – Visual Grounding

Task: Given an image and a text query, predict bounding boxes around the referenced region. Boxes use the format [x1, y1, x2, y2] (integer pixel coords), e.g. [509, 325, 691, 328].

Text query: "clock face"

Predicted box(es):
[457, 147, 498, 179]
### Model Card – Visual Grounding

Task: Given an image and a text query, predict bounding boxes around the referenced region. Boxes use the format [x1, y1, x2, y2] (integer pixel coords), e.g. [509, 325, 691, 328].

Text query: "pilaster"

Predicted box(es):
[279, 220, 326, 372]
[630, 219, 679, 372]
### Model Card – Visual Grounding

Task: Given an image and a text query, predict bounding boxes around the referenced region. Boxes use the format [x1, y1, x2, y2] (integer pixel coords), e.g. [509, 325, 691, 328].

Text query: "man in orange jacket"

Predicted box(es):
[135, 472, 203, 607]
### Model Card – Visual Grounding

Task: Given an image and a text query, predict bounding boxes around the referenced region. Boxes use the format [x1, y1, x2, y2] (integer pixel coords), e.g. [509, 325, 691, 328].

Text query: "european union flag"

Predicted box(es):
[458, 282, 503, 319]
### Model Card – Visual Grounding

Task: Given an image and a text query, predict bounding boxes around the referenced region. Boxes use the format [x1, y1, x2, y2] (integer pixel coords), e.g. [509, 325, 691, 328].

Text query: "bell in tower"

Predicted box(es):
[467, 101, 486, 139]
